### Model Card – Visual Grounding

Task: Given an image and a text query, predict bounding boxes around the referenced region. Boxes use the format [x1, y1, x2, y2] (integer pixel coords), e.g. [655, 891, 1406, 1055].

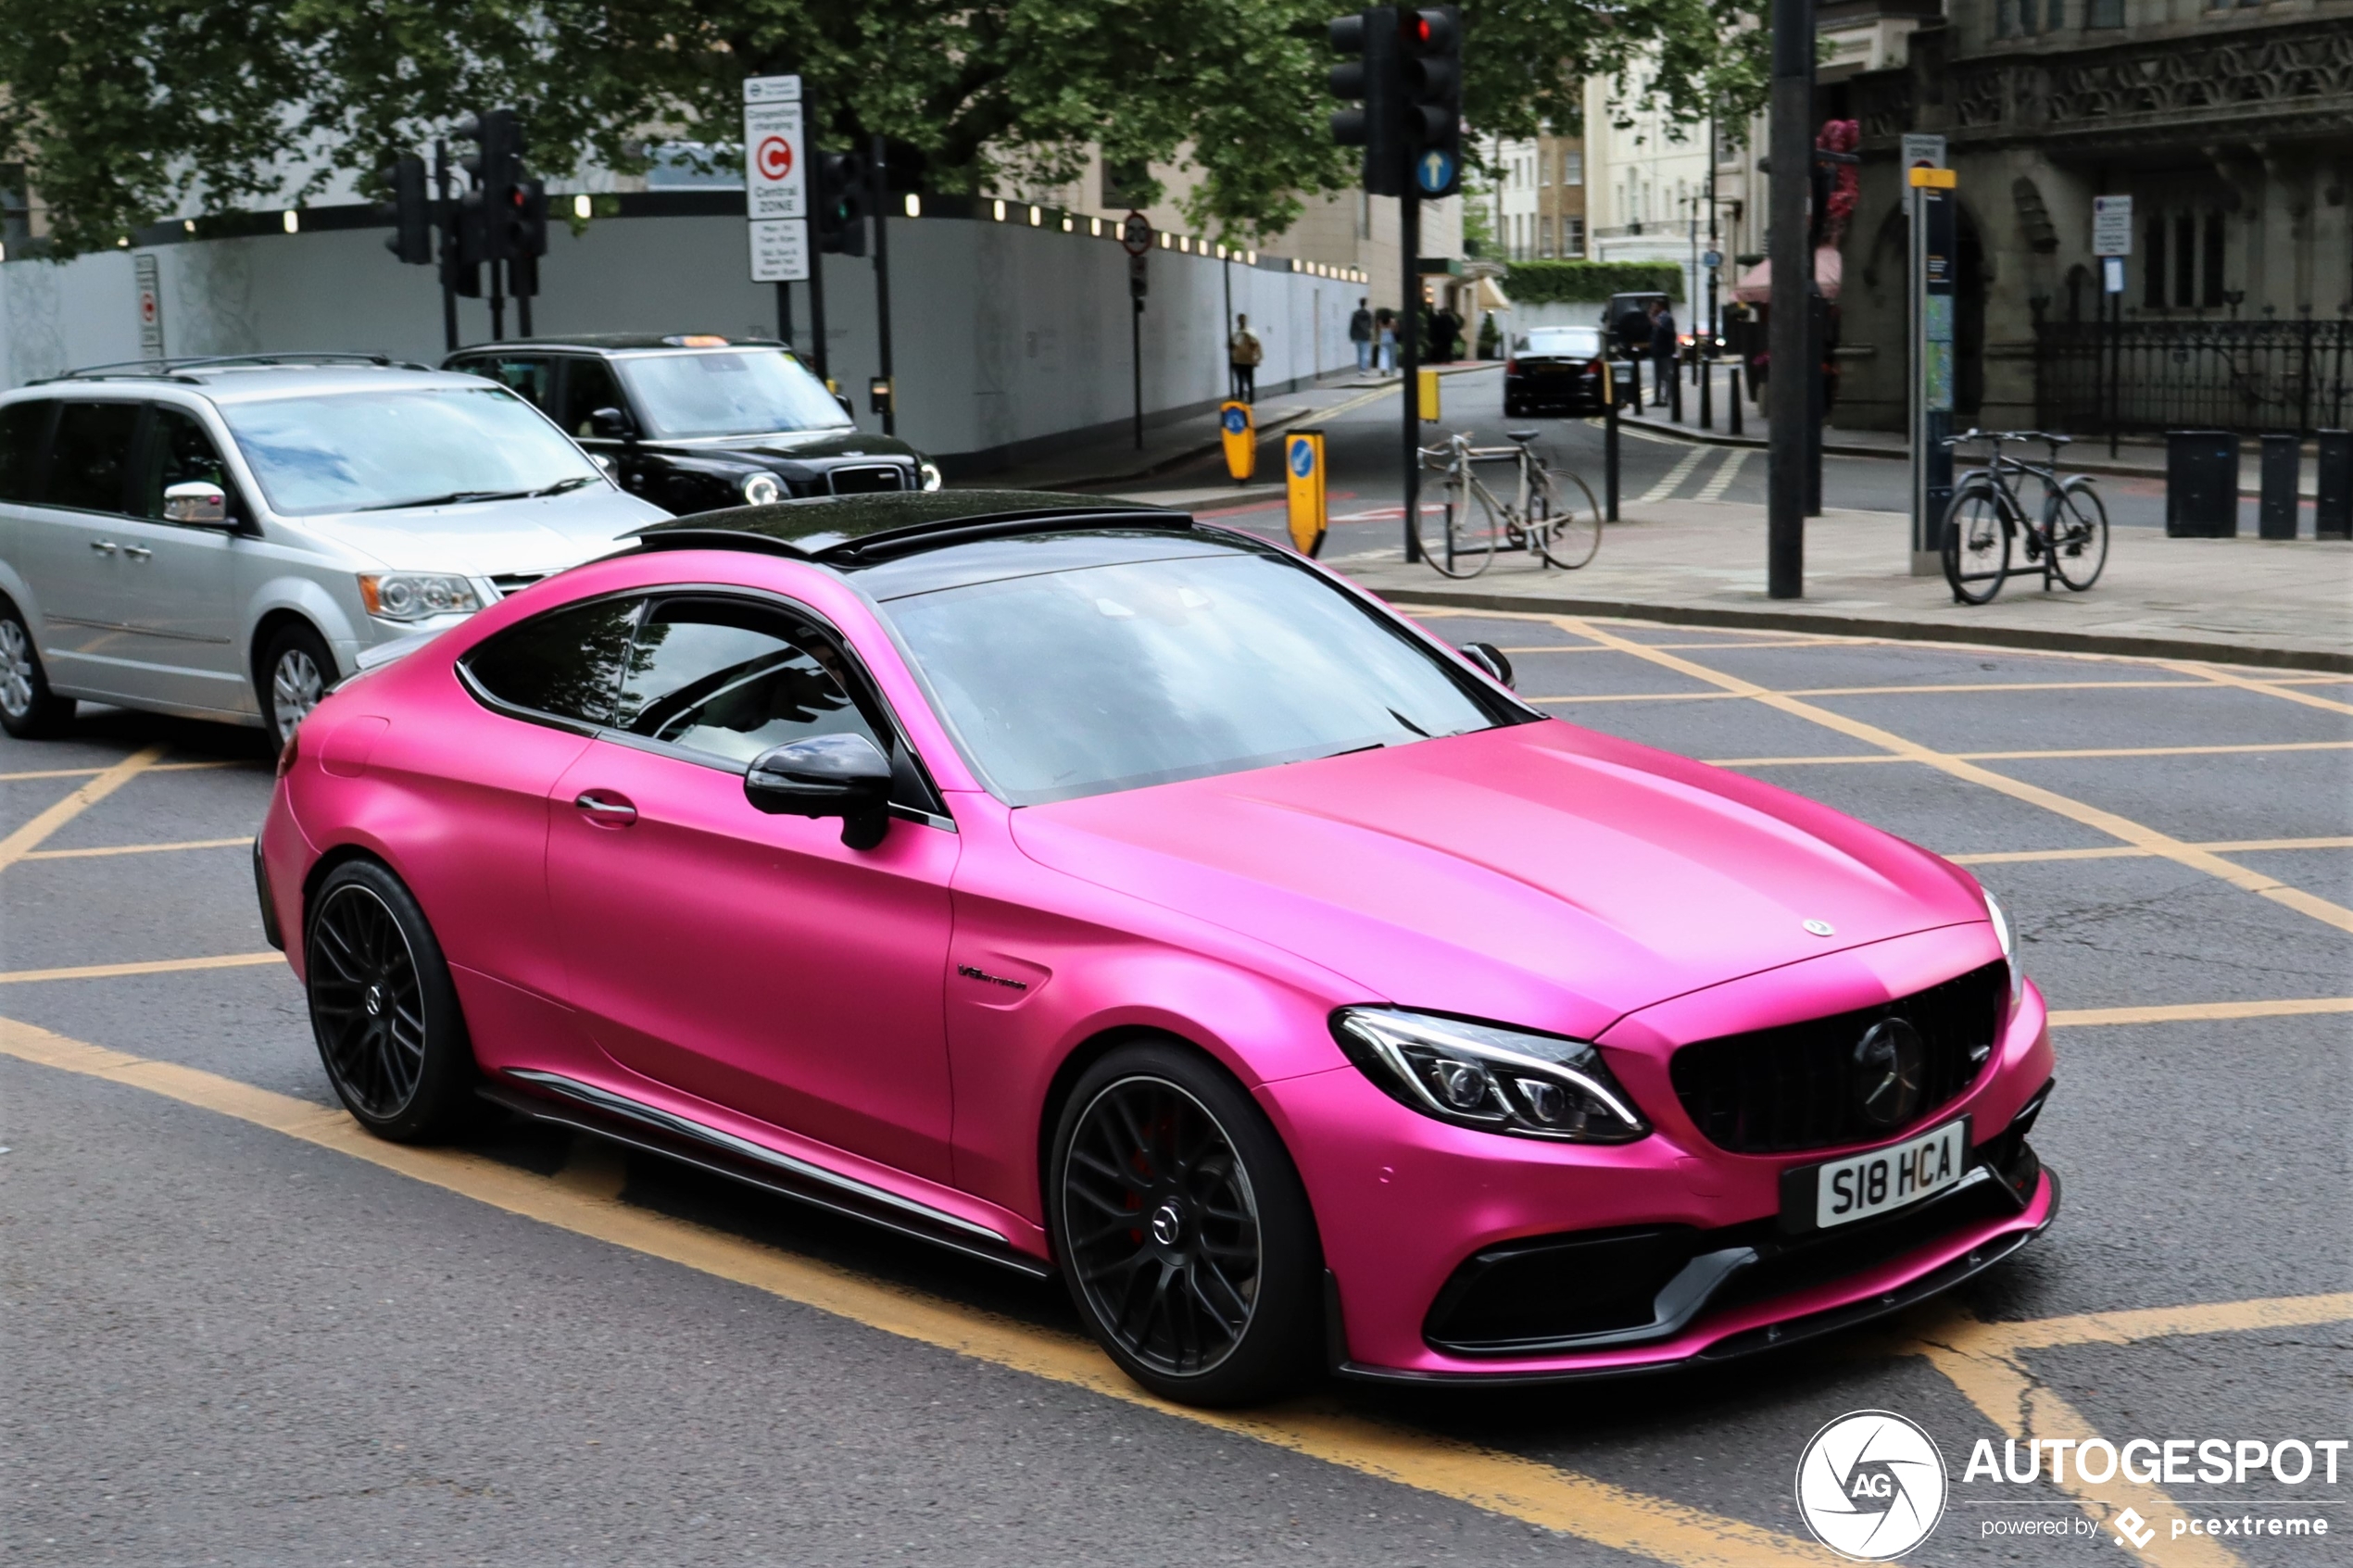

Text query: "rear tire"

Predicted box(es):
[1050, 1039, 1324, 1407]
[1535, 467, 1604, 569]
[258, 621, 334, 746]
[0, 595, 76, 739]
[2044, 479, 2109, 592]
[305, 859, 477, 1143]
[1941, 481, 2011, 605]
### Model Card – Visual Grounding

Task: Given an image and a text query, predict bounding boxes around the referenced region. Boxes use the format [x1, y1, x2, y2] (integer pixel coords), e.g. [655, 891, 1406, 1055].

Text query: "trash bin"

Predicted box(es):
[2259, 433, 2301, 540]
[2165, 430, 2238, 537]
[2317, 430, 2351, 540]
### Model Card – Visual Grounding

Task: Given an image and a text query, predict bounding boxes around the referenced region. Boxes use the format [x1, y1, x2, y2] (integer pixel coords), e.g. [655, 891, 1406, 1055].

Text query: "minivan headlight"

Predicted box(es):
[1984, 887, 2025, 1006]
[358, 573, 481, 621]
[1333, 1008, 1649, 1143]
[918, 460, 943, 492]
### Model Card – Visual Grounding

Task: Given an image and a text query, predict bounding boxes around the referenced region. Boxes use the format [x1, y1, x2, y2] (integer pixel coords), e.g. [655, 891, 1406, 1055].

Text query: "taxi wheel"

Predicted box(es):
[258, 622, 333, 746]
[0, 596, 75, 739]
[1050, 1039, 1324, 1407]
[305, 859, 477, 1143]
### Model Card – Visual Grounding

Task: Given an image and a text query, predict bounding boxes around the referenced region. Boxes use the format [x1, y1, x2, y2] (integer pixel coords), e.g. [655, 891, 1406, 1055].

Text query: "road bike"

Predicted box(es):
[1415, 429, 1602, 578]
[1939, 430, 2109, 605]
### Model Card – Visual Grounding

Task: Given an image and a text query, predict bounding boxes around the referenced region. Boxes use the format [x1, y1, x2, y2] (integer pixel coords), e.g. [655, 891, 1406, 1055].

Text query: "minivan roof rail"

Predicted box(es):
[35, 352, 434, 384]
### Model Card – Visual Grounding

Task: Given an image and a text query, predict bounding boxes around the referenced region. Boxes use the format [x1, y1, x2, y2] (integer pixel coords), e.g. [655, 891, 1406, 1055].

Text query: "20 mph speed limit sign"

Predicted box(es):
[1121, 211, 1153, 257]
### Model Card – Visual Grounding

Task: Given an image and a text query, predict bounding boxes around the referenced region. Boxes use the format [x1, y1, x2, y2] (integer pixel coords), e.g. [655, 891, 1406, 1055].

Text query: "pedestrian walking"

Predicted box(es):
[1428, 304, 1460, 365]
[1647, 299, 1678, 407]
[1228, 314, 1264, 403]
[1349, 298, 1375, 374]
[1375, 307, 1396, 375]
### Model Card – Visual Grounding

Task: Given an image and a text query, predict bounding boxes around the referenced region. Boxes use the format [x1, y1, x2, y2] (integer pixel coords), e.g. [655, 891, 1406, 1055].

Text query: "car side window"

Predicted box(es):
[614, 598, 885, 769]
[559, 359, 627, 438]
[462, 596, 645, 728]
[0, 401, 52, 502]
[43, 402, 143, 514]
[473, 356, 554, 413]
[138, 406, 237, 521]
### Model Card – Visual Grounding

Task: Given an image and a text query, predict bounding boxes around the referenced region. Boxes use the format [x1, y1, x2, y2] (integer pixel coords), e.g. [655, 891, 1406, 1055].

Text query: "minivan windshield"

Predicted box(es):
[220, 385, 603, 516]
[880, 541, 1521, 805]
[616, 348, 851, 439]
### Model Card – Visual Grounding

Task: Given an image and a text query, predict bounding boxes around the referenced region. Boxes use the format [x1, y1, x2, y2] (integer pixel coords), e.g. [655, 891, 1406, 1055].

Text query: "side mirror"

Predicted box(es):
[163, 481, 229, 526]
[1460, 641, 1515, 689]
[587, 406, 636, 440]
[833, 392, 855, 419]
[744, 733, 893, 849]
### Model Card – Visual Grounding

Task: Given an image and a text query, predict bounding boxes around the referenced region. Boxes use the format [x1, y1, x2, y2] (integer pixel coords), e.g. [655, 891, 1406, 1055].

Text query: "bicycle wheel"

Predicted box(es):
[1533, 466, 1603, 569]
[1416, 470, 1497, 578]
[2043, 478, 2108, 592]
[1941, 480, 2011, 604]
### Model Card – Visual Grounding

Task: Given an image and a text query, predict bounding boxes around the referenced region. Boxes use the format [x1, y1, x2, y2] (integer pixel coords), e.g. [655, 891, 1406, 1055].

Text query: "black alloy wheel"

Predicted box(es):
[0, 595, 76, 739]
[1051, 1040, 1322, 1405]
[305, 859, 475, 1142]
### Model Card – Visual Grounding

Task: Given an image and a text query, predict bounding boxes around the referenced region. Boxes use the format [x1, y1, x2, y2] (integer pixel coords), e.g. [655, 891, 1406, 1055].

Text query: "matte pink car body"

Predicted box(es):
[259, 541, 2057, 1383]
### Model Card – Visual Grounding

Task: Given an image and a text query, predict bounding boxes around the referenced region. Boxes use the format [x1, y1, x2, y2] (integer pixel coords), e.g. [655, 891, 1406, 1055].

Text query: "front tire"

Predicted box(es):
[258, 621, 334, 746]
[1050, 1040, 1323, 1406]
[305, 859, 476, 1142]
[1941, 480, 2011, 605]
[0, 595, 76, 739]
[2045, 479, 2109, 591]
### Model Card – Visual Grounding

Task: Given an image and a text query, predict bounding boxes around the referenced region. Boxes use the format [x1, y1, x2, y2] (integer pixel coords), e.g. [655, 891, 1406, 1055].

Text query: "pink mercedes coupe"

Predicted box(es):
[257, 491, 2057, 1405]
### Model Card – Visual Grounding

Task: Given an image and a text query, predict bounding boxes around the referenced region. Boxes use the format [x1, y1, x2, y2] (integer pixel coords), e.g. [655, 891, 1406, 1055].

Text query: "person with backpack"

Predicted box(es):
[1228, 314, 1264, 402]
[1349, 298, 1374, 374]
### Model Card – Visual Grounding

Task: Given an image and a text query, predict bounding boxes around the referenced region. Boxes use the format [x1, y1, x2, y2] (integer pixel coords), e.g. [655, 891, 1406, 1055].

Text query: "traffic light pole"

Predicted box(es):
[775, 282, 793, 350]
[1400, 186, 1422, 564]
[871, 133, 896, 436]
[434, 141, 458, 353]
[1766, 0, 1813, 599]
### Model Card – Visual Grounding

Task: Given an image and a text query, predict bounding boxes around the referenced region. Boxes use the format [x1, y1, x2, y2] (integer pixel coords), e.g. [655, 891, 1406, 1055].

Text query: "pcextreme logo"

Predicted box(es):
[1794, 1410, 1949, 1561]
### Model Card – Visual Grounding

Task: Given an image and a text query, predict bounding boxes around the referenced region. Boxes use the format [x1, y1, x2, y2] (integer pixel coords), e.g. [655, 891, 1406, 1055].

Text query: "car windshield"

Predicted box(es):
[1522, 328, 1602, 358]
[220, 385, 602, 516]
[615, 349, 850, 439]
[880, 542, 1520, 806]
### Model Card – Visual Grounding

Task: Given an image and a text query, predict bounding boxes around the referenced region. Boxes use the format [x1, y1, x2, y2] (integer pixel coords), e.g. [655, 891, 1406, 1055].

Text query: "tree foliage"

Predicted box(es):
[2, 0, 1767, 258]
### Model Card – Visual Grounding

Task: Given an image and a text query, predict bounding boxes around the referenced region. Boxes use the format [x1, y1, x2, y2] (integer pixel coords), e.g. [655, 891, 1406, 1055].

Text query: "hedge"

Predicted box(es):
[1502, 260, 1684, 305]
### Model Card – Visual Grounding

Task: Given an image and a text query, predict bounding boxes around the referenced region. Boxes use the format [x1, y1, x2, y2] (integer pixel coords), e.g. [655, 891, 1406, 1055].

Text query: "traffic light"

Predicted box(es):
[380, 154, 432, 265]
[1399, 6, 1462, 199]
[499, 176, 548, 297]
[1327, 8, 1401, 198]
[815, 150, 870, 256]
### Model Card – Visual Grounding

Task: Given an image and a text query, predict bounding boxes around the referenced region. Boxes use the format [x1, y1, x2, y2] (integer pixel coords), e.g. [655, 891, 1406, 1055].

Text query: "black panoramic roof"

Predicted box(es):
[451, 333, 791, 356]
[629, 490, 1186, 566]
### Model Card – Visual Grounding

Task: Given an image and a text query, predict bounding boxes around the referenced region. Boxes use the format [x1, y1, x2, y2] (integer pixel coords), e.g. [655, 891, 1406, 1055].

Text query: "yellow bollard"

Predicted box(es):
[1219, 401, 1256, 483]
[1285, 428, 1327, 557]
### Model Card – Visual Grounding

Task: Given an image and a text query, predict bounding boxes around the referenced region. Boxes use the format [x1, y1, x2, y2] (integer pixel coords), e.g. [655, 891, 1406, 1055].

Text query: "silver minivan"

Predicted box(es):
[0, 355, 668, 743]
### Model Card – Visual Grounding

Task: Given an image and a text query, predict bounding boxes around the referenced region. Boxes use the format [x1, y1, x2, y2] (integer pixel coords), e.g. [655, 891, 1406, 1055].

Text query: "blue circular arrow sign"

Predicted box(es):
[1221, 407, 1249, 433]
[1416, 149, 1455, 194]
[1290, 440, 1315, 477]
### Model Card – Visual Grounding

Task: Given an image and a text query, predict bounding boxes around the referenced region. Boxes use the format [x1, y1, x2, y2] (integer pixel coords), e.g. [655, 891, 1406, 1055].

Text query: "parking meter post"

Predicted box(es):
[870, 133, 896, 436]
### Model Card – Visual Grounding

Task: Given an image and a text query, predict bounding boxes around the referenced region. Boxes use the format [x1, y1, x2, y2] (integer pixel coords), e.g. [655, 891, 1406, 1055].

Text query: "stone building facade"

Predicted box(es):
[1830, 0, 2353, 431]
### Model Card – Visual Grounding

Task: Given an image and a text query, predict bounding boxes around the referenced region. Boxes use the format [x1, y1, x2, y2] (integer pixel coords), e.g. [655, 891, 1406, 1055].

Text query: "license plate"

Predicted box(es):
[1802, 1118, 1969, 1230]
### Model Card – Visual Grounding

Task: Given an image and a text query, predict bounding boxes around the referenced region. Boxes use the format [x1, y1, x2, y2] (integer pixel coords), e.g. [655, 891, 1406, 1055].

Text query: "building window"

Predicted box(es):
[1540, 216, 1554, 257]
[1563, 152, 1583, 186]
[1566, 217, 1586, 257]
[2143, 218, 2167, 309]
[2172, 213, 2195, 307]
[2086, 0, 2122, 25]
[1538, 151, 1550, 185]
[2201, 213, 2225, 307]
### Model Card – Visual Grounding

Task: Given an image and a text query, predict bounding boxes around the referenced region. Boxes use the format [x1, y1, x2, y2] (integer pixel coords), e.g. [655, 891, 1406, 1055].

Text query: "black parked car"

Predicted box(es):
[1502, 326, 1607, 418]
[444, 335, 940, 517]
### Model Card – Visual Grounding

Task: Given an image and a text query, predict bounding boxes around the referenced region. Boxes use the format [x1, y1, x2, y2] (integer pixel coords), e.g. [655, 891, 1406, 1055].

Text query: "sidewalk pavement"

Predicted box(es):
[1329, 497, 2353, 672]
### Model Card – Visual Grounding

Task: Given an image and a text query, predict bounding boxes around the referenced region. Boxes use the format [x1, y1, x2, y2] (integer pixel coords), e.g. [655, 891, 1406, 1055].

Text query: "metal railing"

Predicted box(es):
[2035, 317, 2353, 435]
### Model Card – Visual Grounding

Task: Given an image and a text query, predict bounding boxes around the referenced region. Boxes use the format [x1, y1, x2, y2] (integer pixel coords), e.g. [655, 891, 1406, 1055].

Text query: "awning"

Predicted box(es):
[1730, 246, 1843, 304]
[1475, 276, 1513, 312]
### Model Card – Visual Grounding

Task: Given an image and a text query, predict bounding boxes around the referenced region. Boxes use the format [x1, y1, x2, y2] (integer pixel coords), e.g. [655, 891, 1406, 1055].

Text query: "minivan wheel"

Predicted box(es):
[305, 859, 476, 1143]
[258, 622, 334, 745]
[1050, 1039, 1323, 1406]
[0, 596, 76, 739]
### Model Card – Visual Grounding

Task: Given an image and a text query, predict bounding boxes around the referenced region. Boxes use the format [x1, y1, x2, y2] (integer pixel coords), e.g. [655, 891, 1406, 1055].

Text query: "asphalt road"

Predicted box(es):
[3, 622, 2348, 1566]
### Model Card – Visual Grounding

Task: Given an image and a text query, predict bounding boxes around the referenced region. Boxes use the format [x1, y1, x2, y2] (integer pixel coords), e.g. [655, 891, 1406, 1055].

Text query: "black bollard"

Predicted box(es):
[2259, 433, 2300, 539]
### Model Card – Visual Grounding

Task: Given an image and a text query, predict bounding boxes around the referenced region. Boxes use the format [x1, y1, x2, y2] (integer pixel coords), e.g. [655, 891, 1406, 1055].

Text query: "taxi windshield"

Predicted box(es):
[616, 349, 851, 439]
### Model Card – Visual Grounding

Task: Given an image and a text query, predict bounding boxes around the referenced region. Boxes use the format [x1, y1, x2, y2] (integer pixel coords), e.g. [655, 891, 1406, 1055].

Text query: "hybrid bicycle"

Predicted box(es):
[1415, 429, 1602, 578]
[1940, 430, 2109, 604]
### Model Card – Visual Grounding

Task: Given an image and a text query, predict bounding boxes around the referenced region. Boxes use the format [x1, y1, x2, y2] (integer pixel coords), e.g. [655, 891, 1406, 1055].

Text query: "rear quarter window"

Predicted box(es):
[0, 401, 51, 502]
[462, 596, 644, 728]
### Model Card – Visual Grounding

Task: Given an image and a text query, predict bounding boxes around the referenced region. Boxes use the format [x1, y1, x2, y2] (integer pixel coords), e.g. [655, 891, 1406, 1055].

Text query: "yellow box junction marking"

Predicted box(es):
[0, 745, 167, 872]
[23, 836, 252, 861]
[0, 953, 283, 985]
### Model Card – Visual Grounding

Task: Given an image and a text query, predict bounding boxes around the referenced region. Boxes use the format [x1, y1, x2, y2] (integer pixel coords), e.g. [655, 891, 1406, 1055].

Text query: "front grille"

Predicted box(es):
[827, 464, 905, 495]
[489, 573, 546, 597]
[1668, 960, 2007, 1153]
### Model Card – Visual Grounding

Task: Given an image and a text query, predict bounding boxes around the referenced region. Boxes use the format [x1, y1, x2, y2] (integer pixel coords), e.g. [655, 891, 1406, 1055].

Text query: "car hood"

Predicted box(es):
[298, 486, 669, 575]
[648, 430, 922, 465]
[1009, 721, 1985, 1040]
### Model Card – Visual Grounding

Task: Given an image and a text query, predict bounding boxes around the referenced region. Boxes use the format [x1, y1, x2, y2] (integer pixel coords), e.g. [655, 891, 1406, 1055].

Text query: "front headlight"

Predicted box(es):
[918, 460, 943, 492]
[741, 471, 783, 506]
[1333, 1008, 1649, 1143]
[358, 573, 482, 621]
[1984, 887, 2025, 1006]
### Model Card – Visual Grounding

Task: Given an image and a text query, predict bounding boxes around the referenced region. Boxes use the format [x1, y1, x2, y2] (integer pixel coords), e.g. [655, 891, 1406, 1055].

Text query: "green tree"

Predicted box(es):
[1, 0, 1766, 259]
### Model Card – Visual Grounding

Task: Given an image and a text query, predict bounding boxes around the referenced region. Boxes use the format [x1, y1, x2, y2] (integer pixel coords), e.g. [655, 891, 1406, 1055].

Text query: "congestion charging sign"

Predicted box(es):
[744, 74, 809, 282]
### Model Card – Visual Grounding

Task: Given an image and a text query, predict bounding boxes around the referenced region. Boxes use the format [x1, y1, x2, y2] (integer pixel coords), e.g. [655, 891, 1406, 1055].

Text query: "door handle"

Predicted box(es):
[573, 792, 637, 825]
[121, 546, 153, 560]
[89, 540, 118, 554]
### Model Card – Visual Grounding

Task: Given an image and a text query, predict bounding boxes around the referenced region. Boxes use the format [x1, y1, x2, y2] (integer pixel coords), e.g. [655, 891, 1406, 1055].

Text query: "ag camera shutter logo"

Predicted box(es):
[1795, 1410, 1949, 1560]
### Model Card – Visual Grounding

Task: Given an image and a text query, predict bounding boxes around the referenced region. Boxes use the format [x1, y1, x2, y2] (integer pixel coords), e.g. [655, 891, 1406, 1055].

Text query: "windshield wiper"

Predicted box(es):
[1308, 741, 1387, 761]
[353, 475, 595, 512]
